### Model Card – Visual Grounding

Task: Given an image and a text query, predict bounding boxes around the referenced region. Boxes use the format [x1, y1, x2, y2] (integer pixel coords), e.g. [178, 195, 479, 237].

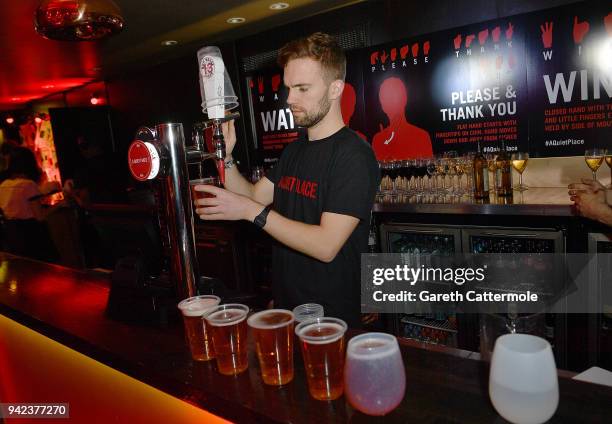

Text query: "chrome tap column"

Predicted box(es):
[125, 45, 240, 301]
[128, 123, 197, 299]
[157, 123, 198, 299]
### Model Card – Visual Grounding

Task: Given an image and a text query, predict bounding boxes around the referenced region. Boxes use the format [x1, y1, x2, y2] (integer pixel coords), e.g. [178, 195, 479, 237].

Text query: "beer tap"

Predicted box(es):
[125, 45, 239, 302]
[190, 112, 240, 185]
[195, 45, 239, 184]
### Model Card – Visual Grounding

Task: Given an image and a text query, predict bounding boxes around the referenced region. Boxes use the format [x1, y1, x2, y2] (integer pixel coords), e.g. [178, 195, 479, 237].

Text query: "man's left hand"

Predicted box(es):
[568, 179, 605, 198]
[194, 185, 263, 222]
[572, 189, 611, 223]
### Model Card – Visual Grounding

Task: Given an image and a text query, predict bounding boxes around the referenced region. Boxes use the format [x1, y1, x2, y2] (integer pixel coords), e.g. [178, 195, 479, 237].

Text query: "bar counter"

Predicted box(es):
[374, 187, 575, 216]
[0, 253, 610, 423]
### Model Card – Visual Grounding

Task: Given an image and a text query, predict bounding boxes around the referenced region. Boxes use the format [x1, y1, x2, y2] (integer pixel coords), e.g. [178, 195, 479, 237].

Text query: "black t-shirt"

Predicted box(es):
[266, 126, 380, 327]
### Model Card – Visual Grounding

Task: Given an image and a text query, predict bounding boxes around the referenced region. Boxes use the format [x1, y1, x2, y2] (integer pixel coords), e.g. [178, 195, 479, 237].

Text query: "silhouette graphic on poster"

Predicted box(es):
[340, 82, 366, 141]
[372, 77, 433, 160]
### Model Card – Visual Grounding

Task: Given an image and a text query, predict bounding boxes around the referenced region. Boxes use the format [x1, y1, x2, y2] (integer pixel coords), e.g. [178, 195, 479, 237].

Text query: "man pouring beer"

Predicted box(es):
[194, 32, 380, 327]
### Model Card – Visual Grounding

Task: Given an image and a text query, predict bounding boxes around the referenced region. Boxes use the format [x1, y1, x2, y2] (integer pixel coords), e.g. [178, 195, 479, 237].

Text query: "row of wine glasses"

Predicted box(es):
[378, 147, 610, 204]
[379, 155, 475, 197]
[378, 151, 531, 201]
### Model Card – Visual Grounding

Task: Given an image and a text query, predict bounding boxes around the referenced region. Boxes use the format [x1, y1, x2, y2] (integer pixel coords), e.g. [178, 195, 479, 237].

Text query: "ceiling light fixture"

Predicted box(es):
[42, 84, 55, 89]
[226, 17, 246, 24]
[269, 2, 290, 10]
[10, 97, 21, 102]
[161, 40, 178, 46]
[34, 0, 125, 41]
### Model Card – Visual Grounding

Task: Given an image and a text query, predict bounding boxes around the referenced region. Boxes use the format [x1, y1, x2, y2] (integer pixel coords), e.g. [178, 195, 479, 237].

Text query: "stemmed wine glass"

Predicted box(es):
[444, 151, 458, 194]
[434, 155, 446, 195]
[387, 160, 398, 195]
[584, 148, 605, 180]
[511, 152, 529, 191]
[378, 161, 388, 192]
[401, 160, 414, 195]
[464, 153, 475, 198]
[416, 158, 428, 194]
[436, 156, 448, 194]
[426, 158, 437, 194]
[455, 156, 466, 195]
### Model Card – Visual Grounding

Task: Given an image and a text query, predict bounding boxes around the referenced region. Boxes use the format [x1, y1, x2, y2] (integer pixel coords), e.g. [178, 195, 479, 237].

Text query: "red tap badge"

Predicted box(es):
[128, 140, 159, 181]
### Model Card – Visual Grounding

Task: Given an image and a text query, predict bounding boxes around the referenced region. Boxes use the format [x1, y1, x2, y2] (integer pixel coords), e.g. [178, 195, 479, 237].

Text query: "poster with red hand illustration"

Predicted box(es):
[245, 67, 304, 166]
[526, 2, 611, 156]
[364, 15, 528, 159]
[244, 2, 607, 161]
[364, 35, 437, 160]
[430, 17, 528, 156]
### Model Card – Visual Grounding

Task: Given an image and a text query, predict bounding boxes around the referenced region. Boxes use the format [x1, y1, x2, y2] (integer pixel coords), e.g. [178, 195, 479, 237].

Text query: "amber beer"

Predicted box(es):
[247, 309, 295, 385]
[177, 295, 221, 361]
[205, 304, 249, 375]
[190, 177, 221, 214]
[295, 317, 348, 401]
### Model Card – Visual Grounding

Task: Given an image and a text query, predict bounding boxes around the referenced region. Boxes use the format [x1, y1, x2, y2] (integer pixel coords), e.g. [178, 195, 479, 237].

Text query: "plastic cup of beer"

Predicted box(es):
[190, 177, 221, 213]
[247, 309, 295, 385]
[177, 295, 221, 361]
[204, 303, 250, 376]
[295, 317, 348, 401]
[292, 303, 324, 323]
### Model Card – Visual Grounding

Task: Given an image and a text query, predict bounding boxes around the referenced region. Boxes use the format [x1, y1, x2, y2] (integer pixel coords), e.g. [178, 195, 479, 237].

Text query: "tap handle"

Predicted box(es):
[212, 123, 226, 161]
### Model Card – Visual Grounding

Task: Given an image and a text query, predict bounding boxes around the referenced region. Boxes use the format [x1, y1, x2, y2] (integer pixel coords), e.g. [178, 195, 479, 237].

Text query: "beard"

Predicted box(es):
[292, 93, 332, 128]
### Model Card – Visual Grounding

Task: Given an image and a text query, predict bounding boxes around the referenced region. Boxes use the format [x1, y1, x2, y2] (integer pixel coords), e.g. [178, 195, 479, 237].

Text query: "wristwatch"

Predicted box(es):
[253, 205, 271, 229]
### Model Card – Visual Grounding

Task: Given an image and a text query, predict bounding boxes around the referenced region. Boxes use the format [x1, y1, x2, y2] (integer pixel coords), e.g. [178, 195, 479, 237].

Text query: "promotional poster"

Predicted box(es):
[246, 1, 609, 161]
[364, 34, 438, 159]
[362, 0, 609, 159]
[364, 17, 529, 158]
[246, 68, 304, 166]
[526, 3, 611, 156]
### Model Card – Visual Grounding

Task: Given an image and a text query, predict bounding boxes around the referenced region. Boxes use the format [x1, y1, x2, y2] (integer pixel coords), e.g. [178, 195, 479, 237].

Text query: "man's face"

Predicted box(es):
[284, 57, 332, 128]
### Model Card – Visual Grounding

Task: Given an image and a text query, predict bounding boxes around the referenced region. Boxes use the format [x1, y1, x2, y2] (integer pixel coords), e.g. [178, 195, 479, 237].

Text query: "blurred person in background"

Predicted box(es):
[0, 138, 20, 183]
[0, 147, 57, 260]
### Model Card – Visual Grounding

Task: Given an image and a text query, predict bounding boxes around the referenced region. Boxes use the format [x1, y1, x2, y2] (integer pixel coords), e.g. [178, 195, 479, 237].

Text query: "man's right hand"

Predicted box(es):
[221, 119, 237, 159]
